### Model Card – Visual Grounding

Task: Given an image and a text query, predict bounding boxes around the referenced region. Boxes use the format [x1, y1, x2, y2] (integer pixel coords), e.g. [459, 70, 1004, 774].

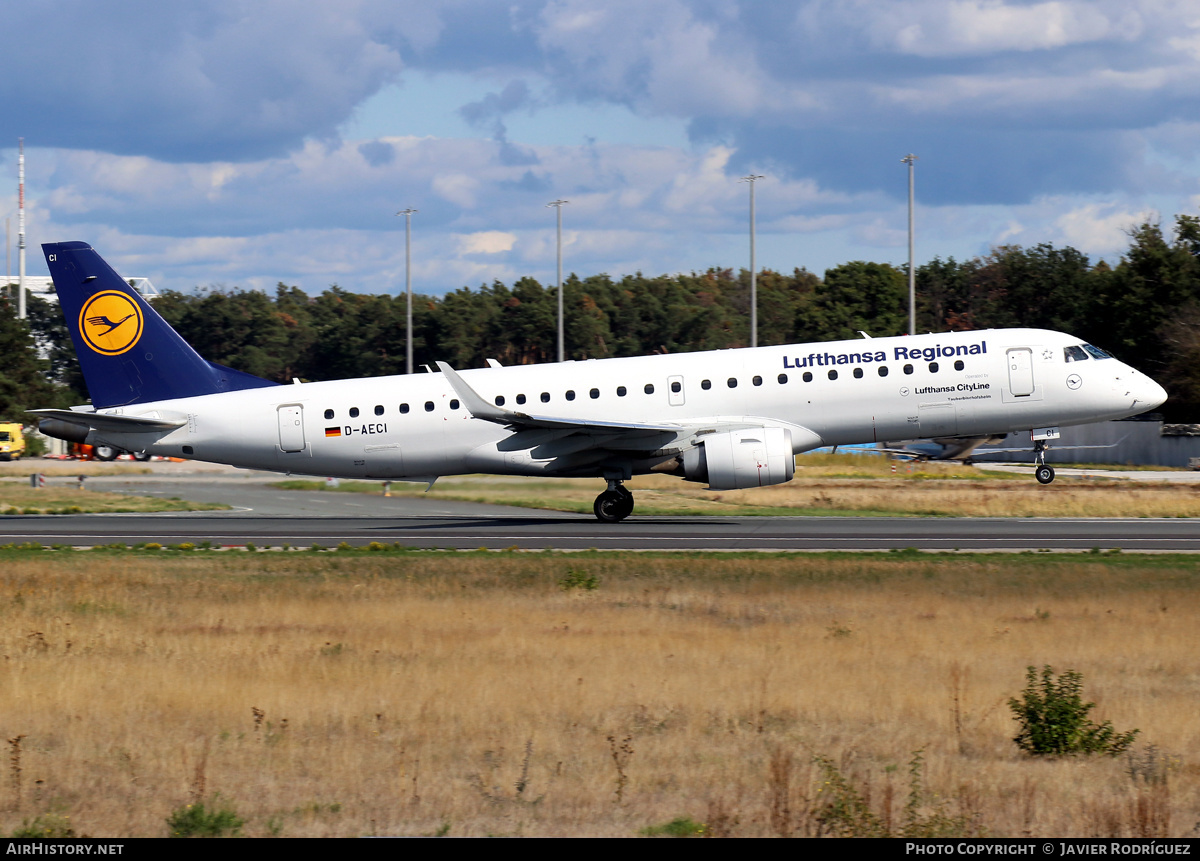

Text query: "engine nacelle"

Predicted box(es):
[681, 427, 795, 490]
[38, 418, 91, 444]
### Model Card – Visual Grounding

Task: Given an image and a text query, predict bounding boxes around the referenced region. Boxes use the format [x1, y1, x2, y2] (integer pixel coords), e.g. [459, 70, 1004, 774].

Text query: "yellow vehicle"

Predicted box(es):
[0, 422, 26, 461]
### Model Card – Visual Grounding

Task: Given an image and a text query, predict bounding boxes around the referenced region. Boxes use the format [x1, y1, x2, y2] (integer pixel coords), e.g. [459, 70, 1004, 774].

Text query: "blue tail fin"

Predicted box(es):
[43, 241, 279, 408]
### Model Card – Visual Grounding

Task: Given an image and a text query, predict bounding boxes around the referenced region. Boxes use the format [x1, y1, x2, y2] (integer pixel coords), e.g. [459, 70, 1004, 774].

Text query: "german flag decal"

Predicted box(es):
[325, 427, 342, 438]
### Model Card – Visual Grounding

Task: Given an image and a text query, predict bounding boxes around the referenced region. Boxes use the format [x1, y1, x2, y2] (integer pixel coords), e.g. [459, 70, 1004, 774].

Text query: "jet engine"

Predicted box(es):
[680, 427, 794, 490]
[38, 418, 91, 444]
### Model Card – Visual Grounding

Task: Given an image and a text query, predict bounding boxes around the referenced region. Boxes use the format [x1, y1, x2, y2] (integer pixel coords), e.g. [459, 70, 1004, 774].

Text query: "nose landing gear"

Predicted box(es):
[594, 480, 635, 523]
[1033, 432, 1056, 484]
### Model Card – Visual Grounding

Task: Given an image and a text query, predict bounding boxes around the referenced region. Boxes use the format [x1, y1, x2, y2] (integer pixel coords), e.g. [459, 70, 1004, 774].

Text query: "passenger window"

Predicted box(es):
[516, 394, 527, 405]
[828, 369, 838, 380]
[803, 372, 813, 382]
[566, 390, 575, 401]
[1064, 345, 1089, 362]
[777, 374, 788, 384]
[349, 407, 360, 418]
[324, 409, 334, 420]
[590, 388, 600, 399]
[540, 392, 550, 403]
[752, 375, 763, 386]
[671, 381, 682, 393]
[853, 368, 863, 379]
[701, 379, 712, 390]
[878, 366, 889, 377]
[424, 401, 434, 412]
[616, 386, 627, 397]
[374, 405, 384, 416]
[903, 364, 914, 375]
[929, 362, 939, 373]
[495, 395, 506, 406]
[450, 399, 460, 410]
[727, 378, 737, 388]
[644, 383, 654, 394]
[954, 360, 964, 371]
[400, 403, 409, 414]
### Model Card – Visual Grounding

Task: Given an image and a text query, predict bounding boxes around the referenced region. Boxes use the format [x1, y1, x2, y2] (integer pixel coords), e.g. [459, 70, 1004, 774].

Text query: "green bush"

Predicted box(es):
[1008, 665, 1139, 757]
[559, 568, 599, 591]
[11, 813, 75, 838]
[639, 816, 705, 837]
[167, 796, 244, 838]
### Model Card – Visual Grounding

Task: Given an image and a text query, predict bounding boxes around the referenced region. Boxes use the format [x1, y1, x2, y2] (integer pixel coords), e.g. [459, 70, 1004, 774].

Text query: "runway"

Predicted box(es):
[2, 471, 1199, 551]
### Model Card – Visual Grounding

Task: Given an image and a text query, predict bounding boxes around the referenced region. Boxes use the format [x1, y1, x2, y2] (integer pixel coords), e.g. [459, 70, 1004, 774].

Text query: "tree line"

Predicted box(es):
[4, 213, 1200, 421]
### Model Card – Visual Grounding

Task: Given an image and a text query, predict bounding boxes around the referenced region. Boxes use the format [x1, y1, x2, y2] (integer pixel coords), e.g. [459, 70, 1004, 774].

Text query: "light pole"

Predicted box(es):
[740, 174, 764, 347]
[18, 137, 26, 320]
[396, 208, 417, 375]
[901, 154, 918, 336]
[547, 199, 569, 363]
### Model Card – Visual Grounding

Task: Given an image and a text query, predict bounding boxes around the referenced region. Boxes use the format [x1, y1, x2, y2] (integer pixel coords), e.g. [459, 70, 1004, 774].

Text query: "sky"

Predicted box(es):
[3, 0, 1200, 297]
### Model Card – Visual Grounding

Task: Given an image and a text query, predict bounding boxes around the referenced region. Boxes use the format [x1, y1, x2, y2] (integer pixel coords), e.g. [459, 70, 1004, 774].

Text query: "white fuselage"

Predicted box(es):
[84, 328, 1165, 481]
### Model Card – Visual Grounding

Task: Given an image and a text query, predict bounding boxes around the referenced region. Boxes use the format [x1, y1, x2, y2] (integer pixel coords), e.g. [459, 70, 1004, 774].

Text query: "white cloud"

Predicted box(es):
[457, 231, 517, 254]
[8, 0, 1200, 302]
[1053, 203, 1156, 253]
[885, 1, 1134, 57]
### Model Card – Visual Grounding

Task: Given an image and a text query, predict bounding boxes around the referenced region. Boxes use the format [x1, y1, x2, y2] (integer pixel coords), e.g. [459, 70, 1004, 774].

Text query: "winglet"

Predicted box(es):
[436, 361, 514, 425]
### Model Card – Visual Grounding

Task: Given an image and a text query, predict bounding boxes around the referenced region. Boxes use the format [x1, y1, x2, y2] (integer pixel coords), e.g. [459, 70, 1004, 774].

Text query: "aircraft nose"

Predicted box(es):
[1140, 376, 1168, 411]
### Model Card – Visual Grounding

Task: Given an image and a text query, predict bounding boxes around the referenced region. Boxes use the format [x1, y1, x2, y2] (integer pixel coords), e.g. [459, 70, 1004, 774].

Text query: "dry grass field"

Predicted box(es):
[276, 454, 1200, 518]
[0, 548, 1197, 837]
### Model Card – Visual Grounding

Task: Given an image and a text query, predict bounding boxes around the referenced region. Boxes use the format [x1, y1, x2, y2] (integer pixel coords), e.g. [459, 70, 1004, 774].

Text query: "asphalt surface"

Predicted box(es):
[0, 464, 1198, 551]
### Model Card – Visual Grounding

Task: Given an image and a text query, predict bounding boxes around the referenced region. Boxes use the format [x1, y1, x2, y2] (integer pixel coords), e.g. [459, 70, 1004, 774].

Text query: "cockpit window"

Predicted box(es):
[1082, 344, 1113, 360]
[1064, 345, 1089, 362]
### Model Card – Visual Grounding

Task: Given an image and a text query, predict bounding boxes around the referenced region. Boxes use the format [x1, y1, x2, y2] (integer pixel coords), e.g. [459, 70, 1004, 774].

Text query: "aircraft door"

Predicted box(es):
[1007, 348, 1034, 397]
[277, 404, 306, 452]
[667, 375, 685, 406]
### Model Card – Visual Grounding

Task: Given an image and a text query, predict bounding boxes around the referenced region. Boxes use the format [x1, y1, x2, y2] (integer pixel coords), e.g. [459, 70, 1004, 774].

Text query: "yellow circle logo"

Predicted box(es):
[79, 291, 144, 356]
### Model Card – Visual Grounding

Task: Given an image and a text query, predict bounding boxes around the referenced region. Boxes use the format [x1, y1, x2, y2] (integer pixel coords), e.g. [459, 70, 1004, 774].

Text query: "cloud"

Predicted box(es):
[358, 141, 396, 167]
[8, 0, 1200, 301]
[874, 1, 1137, 57]
[457, 231, 517, 255]
[1, 1, 407, 162]
[1053, 202, 1157, 253]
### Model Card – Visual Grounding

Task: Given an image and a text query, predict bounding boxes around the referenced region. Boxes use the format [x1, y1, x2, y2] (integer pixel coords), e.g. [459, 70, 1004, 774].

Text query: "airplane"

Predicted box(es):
[30, 241, 1168, 522]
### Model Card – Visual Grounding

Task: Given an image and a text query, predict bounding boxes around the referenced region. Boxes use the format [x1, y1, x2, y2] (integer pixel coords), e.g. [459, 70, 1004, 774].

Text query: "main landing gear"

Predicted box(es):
[594, 480, 635, 523]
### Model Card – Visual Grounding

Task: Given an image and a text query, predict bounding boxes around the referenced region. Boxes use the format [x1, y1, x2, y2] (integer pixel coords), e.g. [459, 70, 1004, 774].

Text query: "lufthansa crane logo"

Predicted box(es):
[78, 291, 144, 356]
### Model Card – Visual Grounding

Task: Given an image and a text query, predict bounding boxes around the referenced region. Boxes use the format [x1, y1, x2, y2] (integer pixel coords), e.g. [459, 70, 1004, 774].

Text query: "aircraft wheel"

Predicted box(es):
[594, 489, 634, 523]
[1035, 465, 1055, 485]
[93, 445, 118, 462]
[132, 451, 152, 462]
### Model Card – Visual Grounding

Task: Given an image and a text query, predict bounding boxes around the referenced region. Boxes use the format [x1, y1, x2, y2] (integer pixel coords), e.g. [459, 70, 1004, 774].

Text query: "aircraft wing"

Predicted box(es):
[965, 439, 1129, 460]
[436, 362, 824, 474]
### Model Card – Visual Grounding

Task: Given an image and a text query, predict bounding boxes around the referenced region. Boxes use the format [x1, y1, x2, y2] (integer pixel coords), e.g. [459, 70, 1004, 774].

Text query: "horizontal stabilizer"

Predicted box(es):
[28, 408, 186, 435]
